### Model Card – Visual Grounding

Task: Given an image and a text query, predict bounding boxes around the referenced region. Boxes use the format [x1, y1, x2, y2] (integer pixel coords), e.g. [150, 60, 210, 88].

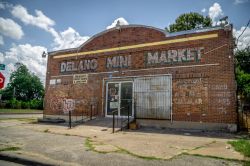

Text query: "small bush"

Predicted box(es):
[21, 101, 30, 109]
[5, 99, 21, 109]
[2, 99, 43, 110]
[30, 99, 43, 110]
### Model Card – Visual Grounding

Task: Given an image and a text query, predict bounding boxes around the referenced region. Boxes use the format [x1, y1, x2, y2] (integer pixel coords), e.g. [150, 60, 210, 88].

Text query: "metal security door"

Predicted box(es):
[134, 75, 172, 119]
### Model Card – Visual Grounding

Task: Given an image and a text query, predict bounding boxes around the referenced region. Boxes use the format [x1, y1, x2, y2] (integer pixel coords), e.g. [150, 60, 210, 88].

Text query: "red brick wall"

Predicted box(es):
[45, 26, 237, 124]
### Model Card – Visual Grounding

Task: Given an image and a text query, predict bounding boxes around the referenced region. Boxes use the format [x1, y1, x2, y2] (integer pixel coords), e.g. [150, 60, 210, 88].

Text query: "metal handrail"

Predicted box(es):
[112, 109, 118, 133]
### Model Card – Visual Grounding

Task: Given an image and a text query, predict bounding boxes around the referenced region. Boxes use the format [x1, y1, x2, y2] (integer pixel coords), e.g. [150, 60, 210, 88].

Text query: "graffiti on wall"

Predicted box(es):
[146, 47, 204, 66]
[49, 98, 64, 111]
[49, 98, 88, 114]
[63, 99, 75, 114]
[173, 78, 208, 105]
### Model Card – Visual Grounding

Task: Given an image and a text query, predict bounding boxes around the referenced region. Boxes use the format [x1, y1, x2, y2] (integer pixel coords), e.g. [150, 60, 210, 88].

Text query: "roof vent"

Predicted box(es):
[116, 20, 121, 30]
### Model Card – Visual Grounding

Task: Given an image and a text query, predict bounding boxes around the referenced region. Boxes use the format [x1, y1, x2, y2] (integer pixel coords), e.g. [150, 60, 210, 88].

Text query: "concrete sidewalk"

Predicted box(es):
[23, 117, 247, 161]
[0, 117, 248, 165]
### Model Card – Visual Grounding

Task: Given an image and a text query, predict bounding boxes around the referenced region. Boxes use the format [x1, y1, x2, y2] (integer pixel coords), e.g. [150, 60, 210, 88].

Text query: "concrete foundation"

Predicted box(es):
[43, 114, 93, 122]
[137, 119, 237, 133]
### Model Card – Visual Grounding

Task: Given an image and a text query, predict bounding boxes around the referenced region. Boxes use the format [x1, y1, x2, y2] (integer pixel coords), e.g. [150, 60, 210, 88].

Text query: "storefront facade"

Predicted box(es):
[45, 24, 237, 131]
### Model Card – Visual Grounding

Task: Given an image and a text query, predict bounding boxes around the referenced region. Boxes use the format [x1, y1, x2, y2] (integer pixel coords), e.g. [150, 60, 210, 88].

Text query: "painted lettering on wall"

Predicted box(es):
[73, 74, 88, 84]
[173, 78, 208, 105]
[60, 55, 132, 73]
[210, 84, 231, 111]
[146, 47, 204, 66]
[106, 55, 131, 68]
[60, 59, 98, 72]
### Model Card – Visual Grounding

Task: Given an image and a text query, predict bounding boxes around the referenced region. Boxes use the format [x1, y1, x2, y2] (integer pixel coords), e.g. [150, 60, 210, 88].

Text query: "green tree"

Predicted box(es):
[1, 64, 44, 101]
[235, 47, 250, 99]
[166, 12, 212, 32]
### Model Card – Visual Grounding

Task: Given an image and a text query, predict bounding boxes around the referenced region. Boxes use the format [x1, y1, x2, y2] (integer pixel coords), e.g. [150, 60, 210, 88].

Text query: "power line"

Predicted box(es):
[236, 19, 250, 47]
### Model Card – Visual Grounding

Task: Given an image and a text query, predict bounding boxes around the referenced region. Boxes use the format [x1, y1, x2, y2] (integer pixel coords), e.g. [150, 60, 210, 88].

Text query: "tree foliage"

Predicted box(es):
[235, 47, 250, 99]
[166, 12, 212, 32]
[1, 64, 44, 101]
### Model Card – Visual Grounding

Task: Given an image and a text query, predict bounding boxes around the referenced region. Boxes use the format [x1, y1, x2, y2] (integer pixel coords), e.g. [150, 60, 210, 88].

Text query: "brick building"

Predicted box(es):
[45, 24, 237, 132]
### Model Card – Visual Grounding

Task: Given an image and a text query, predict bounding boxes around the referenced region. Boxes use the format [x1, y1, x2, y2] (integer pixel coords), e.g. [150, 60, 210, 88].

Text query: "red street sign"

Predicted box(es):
[0, 72, 5, 89]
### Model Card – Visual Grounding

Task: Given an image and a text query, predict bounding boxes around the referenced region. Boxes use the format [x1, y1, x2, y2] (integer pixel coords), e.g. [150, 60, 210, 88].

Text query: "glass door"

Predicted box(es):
[107, 83, 119, 116]
[106, 81, 133, 117]
[120, 82, 133, 116]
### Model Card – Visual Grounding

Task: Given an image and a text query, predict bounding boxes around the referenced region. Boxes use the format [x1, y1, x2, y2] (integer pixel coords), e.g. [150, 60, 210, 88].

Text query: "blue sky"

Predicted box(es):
[0, 0, 250, 85]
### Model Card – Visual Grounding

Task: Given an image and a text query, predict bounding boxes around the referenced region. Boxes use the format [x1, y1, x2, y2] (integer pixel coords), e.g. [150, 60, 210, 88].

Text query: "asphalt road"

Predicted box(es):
[0, 119, 242, 166]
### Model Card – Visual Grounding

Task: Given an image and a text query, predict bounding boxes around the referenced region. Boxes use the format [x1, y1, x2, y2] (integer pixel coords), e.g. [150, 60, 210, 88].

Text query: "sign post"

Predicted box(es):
[0, 64, 5, 70]
[0, 72, 5, 89]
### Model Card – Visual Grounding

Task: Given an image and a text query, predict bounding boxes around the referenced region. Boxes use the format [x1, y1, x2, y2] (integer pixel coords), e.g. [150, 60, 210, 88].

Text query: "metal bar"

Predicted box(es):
[69, 111, 72, 129]
[90, 105, 93, 120]
[127, 104, 130, 129]
[112, 111, 115, 133]
[82, 110, 83, 122]
[121, 114, 123, 131]
[134, 101, 136, 123]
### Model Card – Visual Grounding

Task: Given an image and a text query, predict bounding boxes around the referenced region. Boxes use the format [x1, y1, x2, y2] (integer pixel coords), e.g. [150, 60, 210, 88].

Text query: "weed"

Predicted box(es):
[0, 146, 21, 152]
[85, 138, 95, 151]
[228, 139, 250, 157]
[117, 147, 164, 160]
[44, 129, 49, 133]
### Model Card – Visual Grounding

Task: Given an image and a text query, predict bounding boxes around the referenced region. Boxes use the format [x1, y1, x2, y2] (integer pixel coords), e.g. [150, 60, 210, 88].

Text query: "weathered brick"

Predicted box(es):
[45, 25, 236, 124]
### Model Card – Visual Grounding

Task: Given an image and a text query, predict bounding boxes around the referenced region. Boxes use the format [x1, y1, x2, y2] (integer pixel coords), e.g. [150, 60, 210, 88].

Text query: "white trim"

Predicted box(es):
[51, 63, 219, 78]
[105, 81, 134, 118]
[170, 75, 173, 123]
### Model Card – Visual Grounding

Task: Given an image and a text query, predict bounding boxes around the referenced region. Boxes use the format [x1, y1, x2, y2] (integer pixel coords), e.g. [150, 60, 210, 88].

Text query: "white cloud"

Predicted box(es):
[0, 44, 47, 86]
[52, 27, 90, 50]
[0, 35, 4, 45]
[11, 5, 55, 32]
[0, 3, 5, 9]
[201, 8, 206, 13]
[0, 2, 13, 10]
[106, 17, 129, 29]
[0, 17, 24, 40]
[233, 26, 250, 50]
[10, 4, 89, 51]
[209, 3, 223, 25]
[234, 0, 249, 4]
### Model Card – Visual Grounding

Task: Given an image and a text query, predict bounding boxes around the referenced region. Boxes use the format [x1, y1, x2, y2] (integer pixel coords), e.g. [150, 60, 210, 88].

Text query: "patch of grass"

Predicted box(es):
[192, 140, 217, 151]
[17, 118, 37, 123]
[0, 109, 43, 114]
[0, 146, 21, 152]
[44, 129, 49, 133]
[65, 133, 70, 136]
[244, 161, 250, 166]
[117, 147, 164, 160]
[228, 139, 250, 157]
[85, 138, 95, 151]
[84, 138, 163, 159]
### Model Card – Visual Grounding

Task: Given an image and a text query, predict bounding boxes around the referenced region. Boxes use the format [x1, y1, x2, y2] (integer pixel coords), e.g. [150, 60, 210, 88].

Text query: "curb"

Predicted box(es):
[0, 153, 54, 166]
[0, 113, 43, 115]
